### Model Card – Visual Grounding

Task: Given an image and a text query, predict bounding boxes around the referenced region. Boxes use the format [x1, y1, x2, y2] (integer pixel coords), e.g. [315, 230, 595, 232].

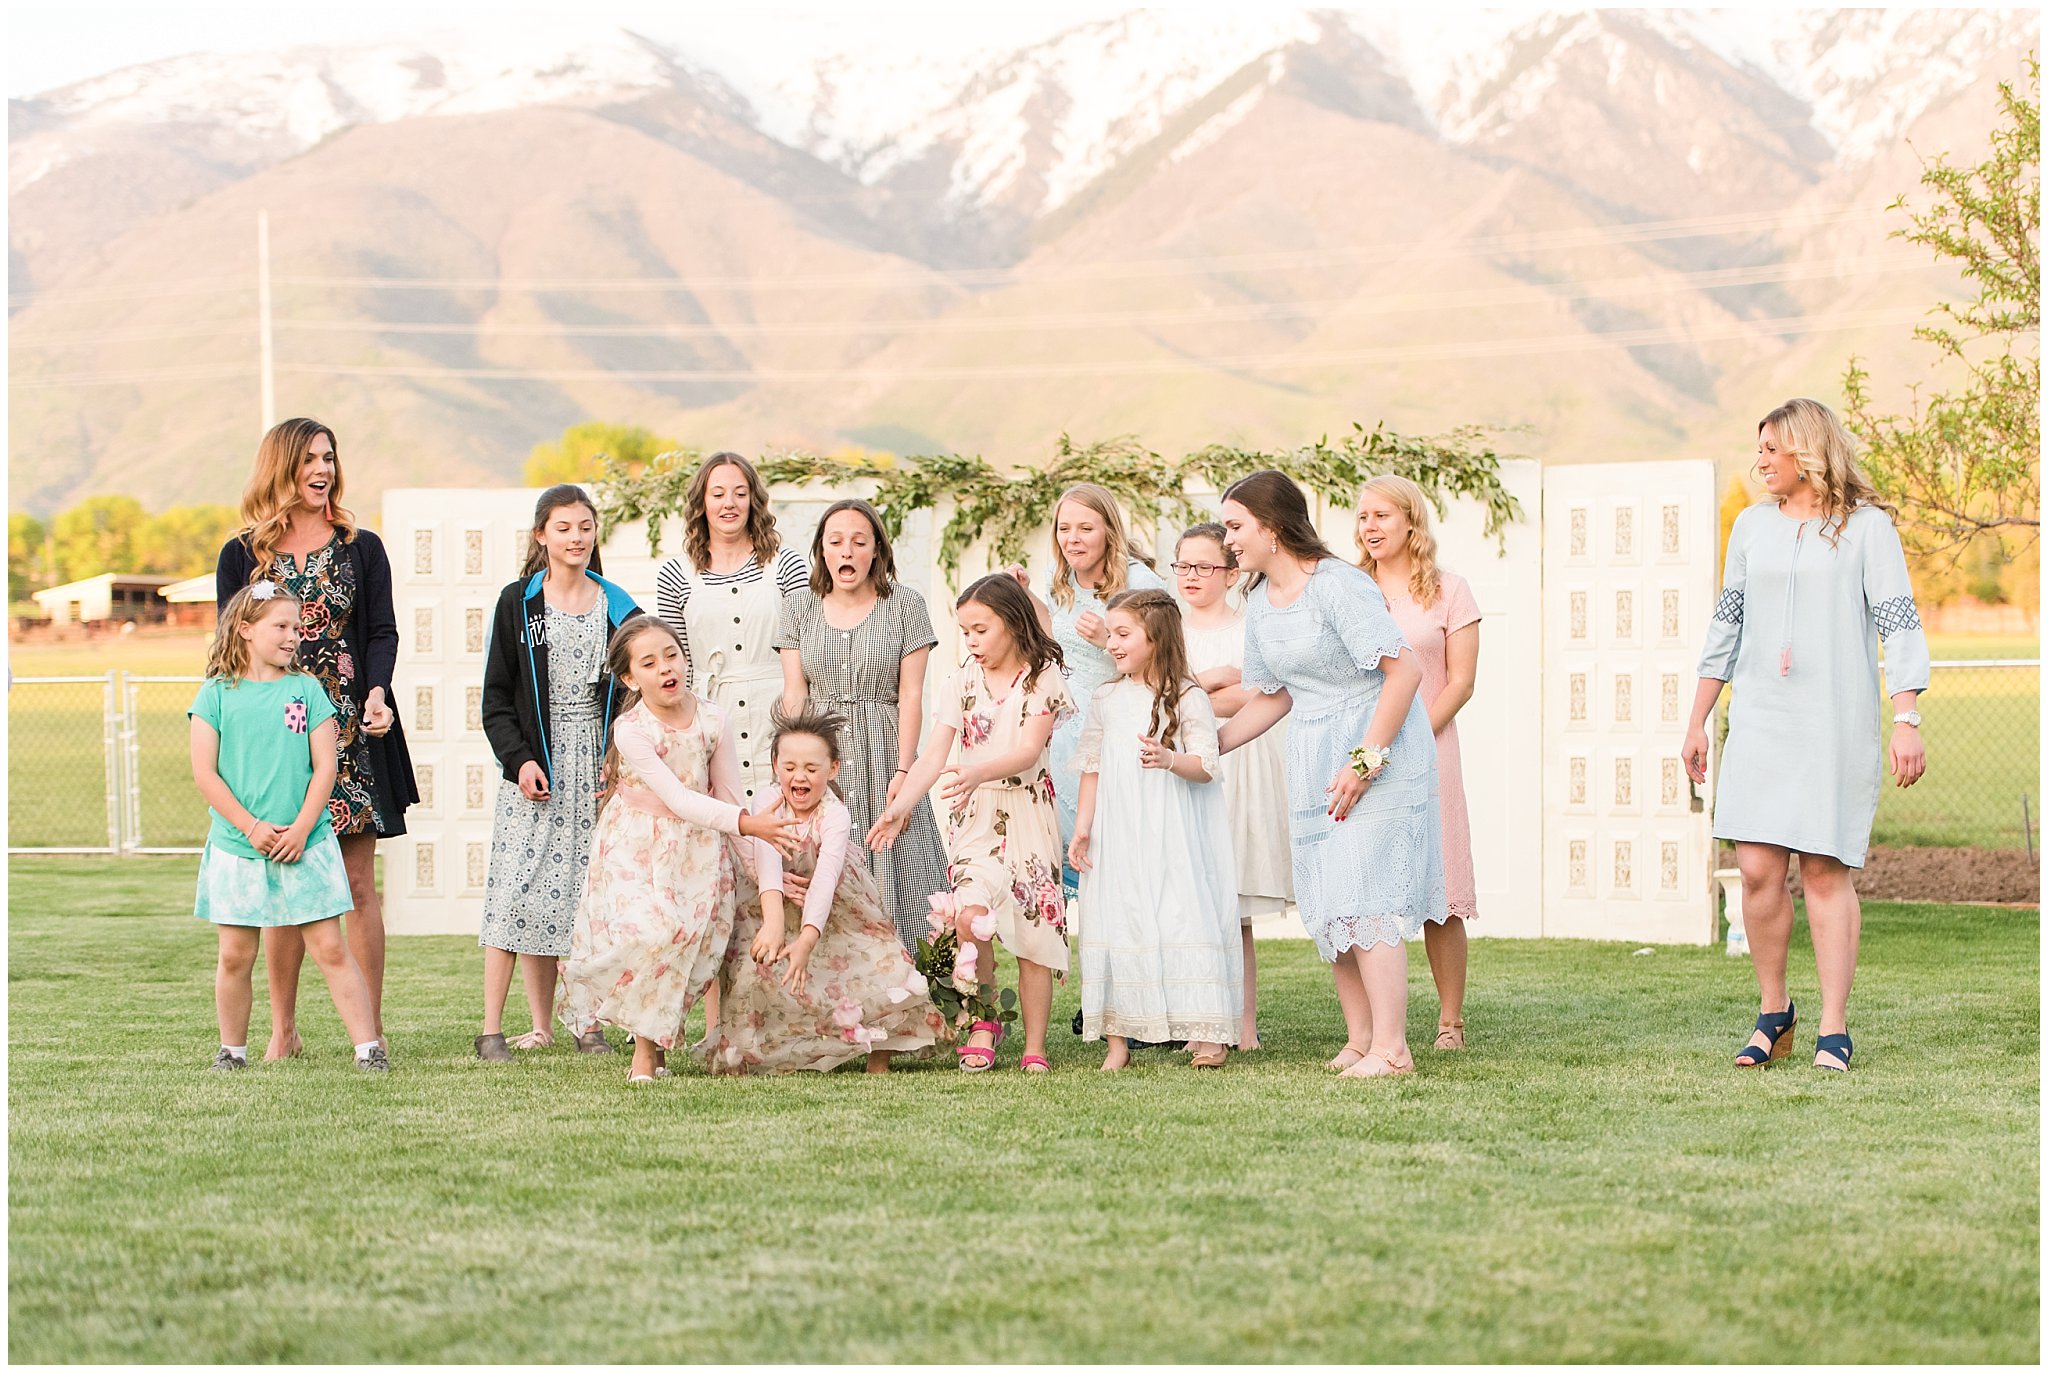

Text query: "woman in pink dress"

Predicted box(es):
[1356, 476, 1481, 1049]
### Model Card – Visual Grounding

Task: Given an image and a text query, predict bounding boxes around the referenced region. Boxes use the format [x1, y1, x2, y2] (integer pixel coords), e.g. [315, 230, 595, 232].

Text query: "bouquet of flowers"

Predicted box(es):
[912, 893, 1016, 1035]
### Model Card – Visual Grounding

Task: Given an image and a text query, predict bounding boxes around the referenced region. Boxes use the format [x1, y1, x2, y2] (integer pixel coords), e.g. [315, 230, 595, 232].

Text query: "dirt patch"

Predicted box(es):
[1720, 845, 2040, 904]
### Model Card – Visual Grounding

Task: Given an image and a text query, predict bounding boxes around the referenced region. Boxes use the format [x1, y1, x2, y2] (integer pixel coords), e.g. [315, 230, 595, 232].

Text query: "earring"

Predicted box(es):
[1269, 538, 1278, 553]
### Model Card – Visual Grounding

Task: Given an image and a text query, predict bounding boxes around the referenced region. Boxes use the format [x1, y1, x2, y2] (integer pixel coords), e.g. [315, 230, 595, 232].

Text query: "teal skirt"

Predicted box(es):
[193, 840, 354, 927]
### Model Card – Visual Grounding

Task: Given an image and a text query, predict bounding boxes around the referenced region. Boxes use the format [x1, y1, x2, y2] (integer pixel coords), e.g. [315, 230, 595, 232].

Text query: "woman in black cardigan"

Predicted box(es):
[216, 418, 417, 1057]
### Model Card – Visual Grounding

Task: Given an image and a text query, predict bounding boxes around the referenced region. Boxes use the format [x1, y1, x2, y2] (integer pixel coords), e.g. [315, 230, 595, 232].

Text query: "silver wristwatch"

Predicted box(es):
[1892, 711, 1921, 727]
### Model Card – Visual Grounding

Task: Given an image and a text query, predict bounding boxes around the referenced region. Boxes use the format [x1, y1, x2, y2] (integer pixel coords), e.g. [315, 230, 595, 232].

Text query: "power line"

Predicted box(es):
[9, 250, 1933, 351]
[205, 306, 1925, 383]
[4, 307, 1931, 388]
[262, 206, 1890, 295]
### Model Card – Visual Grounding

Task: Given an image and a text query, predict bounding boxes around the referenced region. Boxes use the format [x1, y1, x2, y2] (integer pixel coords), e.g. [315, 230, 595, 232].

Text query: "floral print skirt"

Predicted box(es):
[554, 804, 737, 1050]
[946, 781, 1069, 975]
[703, 847, 946, 1075]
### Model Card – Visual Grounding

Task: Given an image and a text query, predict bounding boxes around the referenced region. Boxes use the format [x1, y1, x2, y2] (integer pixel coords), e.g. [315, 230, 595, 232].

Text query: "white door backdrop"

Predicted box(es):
[381, 459, 1715, 946]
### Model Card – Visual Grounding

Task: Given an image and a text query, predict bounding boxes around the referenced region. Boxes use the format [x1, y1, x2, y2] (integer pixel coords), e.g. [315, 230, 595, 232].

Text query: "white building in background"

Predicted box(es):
[30, 572, 179, 624]
[380, 458, 1719, 945]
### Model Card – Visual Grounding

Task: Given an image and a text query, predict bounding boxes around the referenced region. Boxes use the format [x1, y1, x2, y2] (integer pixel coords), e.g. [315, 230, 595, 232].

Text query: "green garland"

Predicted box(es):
[595, 425, 1525, 583]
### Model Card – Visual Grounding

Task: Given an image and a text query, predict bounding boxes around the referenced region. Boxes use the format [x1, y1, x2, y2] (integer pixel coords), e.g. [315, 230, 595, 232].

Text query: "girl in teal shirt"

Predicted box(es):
[189, 582, 386, 1072]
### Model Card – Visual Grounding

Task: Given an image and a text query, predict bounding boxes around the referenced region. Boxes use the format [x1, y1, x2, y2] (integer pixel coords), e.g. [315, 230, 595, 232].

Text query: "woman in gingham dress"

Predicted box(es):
[777, 499, 950, 950]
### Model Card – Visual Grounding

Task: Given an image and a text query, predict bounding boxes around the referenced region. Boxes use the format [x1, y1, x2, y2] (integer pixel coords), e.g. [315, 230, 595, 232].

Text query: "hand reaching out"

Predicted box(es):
[938, 764, 982, 808]
[1067, 830, 1092, 874]
[740, 809, 805, 858]
[778, 932, 819, 997]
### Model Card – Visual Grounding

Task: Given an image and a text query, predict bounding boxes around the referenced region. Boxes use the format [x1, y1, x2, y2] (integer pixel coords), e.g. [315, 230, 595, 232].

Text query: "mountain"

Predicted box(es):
[7, 8, 2037, 514]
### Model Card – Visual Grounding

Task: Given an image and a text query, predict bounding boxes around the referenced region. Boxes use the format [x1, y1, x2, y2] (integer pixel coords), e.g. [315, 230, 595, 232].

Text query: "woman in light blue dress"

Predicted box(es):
[1011, 483, 1169, 898]
[1683, 399, 1929, 1073]
[1215, 471, 1447, 1079]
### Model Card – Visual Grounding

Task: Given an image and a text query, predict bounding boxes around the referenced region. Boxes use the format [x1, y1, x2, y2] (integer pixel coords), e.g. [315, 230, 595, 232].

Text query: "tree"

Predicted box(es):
[49, 495, 147, 583]
[9, 513, 48, 602]
[1843, 58, 2039, 562]
[524, 422, 678, 486]
[134, 504, 239, 578]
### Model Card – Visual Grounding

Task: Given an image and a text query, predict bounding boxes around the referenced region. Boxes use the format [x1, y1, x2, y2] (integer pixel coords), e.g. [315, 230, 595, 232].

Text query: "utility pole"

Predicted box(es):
[258, 209, 275, 434]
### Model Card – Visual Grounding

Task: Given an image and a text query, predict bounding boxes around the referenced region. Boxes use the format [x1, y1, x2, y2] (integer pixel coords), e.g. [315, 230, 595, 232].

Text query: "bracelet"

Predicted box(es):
[893, 767, 910, 776]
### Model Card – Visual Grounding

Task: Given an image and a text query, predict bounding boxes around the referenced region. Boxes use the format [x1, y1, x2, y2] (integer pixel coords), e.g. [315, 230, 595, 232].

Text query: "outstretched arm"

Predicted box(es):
[1218, 689, 1291, 753]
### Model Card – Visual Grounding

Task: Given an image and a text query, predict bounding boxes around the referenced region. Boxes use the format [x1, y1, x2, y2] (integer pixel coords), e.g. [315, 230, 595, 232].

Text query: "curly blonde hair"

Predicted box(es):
[235, 418, 356, 577]
[1759, 398, 1893, 547]
[1354, 474, 1443, 608]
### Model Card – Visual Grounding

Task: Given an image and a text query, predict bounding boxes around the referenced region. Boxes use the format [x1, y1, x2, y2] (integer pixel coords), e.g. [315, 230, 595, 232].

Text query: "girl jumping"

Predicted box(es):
[554, 617, 800, 1084]
[704, 704, 946, 1074]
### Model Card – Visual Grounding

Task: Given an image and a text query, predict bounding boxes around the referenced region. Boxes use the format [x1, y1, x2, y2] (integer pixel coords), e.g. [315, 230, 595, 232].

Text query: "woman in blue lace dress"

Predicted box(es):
[1216, 471, 1446, 1079]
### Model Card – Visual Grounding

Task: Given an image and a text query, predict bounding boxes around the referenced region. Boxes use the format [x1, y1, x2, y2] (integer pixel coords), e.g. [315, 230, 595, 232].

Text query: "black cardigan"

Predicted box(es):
[216, 528, 420, 837]
[480, 571, 643, 785]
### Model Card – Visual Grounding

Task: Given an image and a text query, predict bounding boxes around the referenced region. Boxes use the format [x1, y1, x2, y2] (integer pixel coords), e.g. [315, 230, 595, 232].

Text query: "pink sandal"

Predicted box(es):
[1020, 1054, 1050, 1073]
[957, 1019, 1005, 1072]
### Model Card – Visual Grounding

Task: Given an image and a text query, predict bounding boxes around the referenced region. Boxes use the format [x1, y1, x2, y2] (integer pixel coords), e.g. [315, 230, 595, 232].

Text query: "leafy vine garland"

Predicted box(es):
[594, 424, 1525, 583]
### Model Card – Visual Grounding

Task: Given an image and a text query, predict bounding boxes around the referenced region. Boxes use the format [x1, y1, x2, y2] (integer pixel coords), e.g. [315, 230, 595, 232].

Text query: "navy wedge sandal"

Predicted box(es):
[1735, 1000, 1797, 1068]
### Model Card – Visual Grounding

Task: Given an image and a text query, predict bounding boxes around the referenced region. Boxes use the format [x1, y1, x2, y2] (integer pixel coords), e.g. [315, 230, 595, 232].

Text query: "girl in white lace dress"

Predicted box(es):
[1216, 472, 1446, 1081]
[1069, 589, 1243, 1070]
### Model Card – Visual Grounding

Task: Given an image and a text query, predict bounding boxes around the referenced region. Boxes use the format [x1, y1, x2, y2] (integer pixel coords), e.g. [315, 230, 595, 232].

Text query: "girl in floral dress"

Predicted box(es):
[555, 618, 801, 1084]
[704, 705, 946, 1075]
[871, 574, 1073, 1073]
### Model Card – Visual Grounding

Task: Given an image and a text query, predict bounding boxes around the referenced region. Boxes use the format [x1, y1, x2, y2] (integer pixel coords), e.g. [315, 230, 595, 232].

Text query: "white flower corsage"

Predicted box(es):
[249, 580, 280, 601]
[1349, 743, 1390, 779]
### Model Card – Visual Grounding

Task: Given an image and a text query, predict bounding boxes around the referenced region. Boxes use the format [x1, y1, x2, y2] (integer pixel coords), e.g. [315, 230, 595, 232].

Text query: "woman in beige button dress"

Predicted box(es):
[653, 452, 809, 808]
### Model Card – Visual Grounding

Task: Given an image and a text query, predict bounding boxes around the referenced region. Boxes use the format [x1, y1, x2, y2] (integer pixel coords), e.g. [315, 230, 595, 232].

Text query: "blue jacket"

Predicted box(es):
[479, 569, 643, 784]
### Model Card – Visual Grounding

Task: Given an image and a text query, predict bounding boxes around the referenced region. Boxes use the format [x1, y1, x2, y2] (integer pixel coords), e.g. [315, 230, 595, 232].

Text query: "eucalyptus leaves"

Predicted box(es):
[595, 424, 1524, 586]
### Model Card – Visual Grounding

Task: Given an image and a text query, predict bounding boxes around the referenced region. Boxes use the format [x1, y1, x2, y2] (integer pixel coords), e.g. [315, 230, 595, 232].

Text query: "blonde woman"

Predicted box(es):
[1007, 483, 1168, 898]
[1683, 398, 1929, 1073]
[1355, 475, 1480, 1049]
[653, 452, 809, 806]
[216, 418, 417, 1058]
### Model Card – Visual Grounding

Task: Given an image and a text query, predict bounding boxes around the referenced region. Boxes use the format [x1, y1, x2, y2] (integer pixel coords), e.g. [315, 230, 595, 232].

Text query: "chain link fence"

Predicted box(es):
[9, 673, 206, 853]
[1874, 659, 2040, 853]
[9, 662, 2040, 855]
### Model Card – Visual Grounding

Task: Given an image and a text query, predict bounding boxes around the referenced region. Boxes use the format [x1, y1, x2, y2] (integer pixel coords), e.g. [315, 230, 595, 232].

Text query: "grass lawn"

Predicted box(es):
[8, 857, 2037, 1362]
[9, 631, 2041, 851]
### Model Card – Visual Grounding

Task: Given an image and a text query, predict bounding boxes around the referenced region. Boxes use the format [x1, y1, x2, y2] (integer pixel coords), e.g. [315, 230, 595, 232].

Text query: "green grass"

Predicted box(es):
[11, 632, 2041, 851]
[9, 857, 2038, 1362]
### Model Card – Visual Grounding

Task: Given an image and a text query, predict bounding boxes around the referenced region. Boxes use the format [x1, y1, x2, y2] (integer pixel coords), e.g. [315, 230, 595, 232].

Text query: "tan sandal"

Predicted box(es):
[1188, 1043, 1228, 1069]
[1327, 1042, 1370, 1072]
[1434, 1020, 1465, 1050]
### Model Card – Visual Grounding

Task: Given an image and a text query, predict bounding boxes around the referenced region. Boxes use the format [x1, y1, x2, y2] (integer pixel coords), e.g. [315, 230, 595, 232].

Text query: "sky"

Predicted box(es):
[6, 2, 1122, 97]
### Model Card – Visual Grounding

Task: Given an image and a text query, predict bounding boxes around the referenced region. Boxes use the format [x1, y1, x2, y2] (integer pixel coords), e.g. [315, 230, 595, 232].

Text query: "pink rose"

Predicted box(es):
[928, 892, 958, 935]
[831, 999, 862, 1030]
[969, 910, 998, 941]
[953, 943, 978, 988]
